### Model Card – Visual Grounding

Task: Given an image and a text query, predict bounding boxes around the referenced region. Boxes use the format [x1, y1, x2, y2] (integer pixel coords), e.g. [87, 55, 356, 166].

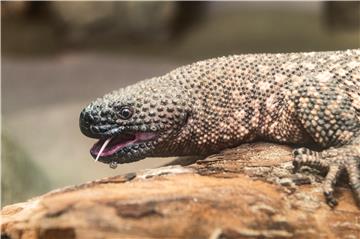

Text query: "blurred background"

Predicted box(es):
[2, 1, 359, 206]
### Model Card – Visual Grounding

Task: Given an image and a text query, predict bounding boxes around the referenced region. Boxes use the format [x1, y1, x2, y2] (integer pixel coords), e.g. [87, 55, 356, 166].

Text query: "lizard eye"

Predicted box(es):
[119, 106, 133, 119]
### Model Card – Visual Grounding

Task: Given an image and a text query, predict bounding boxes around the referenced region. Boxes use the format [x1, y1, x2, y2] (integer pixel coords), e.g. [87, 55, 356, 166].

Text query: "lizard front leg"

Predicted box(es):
[290, 77, 360, 207]
[293, 136, 360, 207]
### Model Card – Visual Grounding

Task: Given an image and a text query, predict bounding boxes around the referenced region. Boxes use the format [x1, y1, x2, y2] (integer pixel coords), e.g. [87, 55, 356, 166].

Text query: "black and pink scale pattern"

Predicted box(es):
[82, 49, 360, 206]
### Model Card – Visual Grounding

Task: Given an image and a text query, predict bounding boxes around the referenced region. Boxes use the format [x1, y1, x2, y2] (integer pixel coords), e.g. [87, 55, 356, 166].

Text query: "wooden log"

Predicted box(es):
[1, 143, 359, 239]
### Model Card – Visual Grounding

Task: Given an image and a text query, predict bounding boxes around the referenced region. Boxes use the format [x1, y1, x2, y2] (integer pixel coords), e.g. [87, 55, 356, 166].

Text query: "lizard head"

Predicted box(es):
[79, 77, 191, 164]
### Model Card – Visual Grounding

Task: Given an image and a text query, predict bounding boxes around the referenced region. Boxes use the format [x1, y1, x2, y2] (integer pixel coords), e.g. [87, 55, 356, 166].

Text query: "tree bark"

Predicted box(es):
[1, 143, 359, 239]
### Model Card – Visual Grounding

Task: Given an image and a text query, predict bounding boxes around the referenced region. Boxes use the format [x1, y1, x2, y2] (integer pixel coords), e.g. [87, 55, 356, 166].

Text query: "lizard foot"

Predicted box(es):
[292, 146, 360, 208]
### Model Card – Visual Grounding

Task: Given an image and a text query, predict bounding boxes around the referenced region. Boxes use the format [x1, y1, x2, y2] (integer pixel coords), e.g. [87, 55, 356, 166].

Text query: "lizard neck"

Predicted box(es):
[167, 57, 265, 155]
[167, 54, 309, 155]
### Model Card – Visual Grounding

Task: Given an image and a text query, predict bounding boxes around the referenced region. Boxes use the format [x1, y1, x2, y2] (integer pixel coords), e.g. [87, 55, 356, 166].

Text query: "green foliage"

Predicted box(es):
[2, 133, 50, 207]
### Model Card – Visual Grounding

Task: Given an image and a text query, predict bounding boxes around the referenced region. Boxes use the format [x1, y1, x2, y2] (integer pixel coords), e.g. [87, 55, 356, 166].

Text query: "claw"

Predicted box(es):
[324, 191, 338, 208]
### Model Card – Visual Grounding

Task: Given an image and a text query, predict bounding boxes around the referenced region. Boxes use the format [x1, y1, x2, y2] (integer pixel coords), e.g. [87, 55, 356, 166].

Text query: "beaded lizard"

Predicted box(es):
[80, 49, 360, 207]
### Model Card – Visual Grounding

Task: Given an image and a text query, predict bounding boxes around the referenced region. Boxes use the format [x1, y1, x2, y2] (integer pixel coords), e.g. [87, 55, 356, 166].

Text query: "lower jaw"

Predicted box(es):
[90, 142, 153, 164]
[92, 152, 147, 164]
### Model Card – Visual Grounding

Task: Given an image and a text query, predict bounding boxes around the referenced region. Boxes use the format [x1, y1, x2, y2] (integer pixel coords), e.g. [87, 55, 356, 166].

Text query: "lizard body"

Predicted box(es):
[80, 49, 360, 206]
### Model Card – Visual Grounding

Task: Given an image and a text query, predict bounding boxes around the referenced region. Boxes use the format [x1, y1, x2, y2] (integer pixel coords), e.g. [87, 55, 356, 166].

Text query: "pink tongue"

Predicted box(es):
[137, 132, 156, 141]
[92, 136, 136, 158]
[91, 132, 156, 159]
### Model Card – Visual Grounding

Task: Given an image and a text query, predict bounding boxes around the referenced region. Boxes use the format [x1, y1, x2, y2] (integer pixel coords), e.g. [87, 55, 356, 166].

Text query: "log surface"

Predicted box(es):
[1, 143, 359, 239]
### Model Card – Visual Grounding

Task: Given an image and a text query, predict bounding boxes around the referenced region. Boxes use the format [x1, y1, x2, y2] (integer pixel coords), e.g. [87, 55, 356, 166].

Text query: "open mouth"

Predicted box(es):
[90, 132, 156, 161]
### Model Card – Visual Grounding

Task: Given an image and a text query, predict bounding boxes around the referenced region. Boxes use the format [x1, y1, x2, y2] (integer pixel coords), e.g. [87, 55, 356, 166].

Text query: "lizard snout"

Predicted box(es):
[79, 108, 104, 138]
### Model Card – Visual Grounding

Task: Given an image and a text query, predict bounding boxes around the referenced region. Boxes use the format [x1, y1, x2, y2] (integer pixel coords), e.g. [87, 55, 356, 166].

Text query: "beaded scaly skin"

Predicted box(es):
[80, 49, 360, 207]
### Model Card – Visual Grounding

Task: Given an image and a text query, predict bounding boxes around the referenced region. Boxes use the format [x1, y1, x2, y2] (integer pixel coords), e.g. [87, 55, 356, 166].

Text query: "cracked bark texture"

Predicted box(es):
[1, 143, 359, 239]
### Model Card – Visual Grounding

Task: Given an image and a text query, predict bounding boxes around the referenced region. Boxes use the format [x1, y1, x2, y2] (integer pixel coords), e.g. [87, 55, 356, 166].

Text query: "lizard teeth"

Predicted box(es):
[95, 137, 112, 161]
